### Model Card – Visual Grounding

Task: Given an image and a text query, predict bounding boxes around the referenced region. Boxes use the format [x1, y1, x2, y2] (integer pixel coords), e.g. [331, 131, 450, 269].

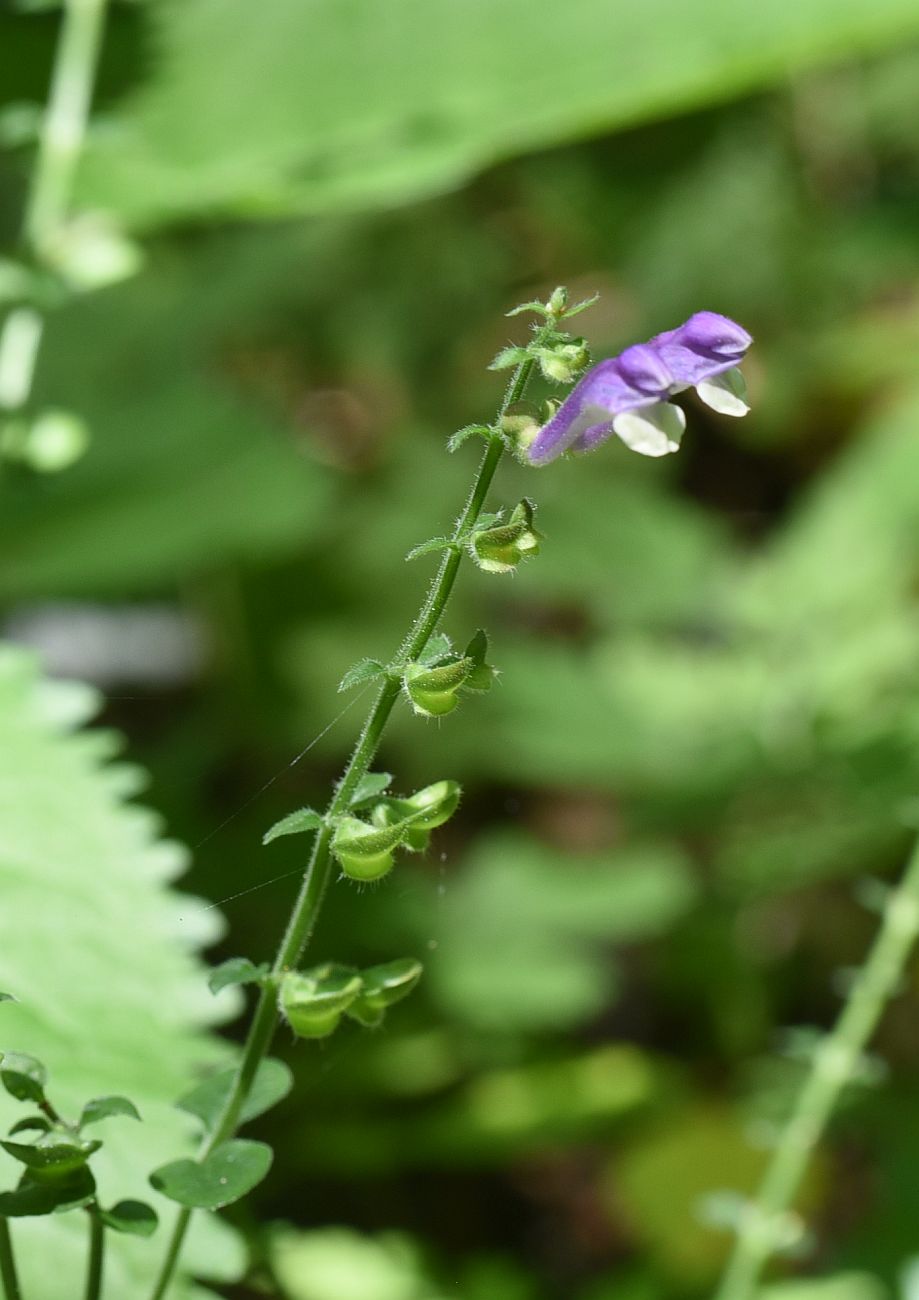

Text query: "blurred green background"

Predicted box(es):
[5, 2, 919, 1298]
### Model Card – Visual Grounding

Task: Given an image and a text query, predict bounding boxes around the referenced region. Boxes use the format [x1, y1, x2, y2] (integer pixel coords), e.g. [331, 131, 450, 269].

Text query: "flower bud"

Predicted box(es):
[403, 656, 472, 717]
[331, 816, 404, 881]
[469, 499, 541, 574]
[536, 341, 590, 384]
[347, 958, 423, 1028]
[279, 965, 362, 1039]
[547, 286, 568, 316]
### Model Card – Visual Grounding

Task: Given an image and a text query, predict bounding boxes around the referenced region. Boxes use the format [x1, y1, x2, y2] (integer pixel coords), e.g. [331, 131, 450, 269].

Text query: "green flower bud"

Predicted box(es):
[547, 286, 568, 316]
[536, 340, 590, 383]
[332, 816, 404, 881]
[347, 958, 423, 1028]
[280, 964, 362, 1039]
[469, 499, 541, 574]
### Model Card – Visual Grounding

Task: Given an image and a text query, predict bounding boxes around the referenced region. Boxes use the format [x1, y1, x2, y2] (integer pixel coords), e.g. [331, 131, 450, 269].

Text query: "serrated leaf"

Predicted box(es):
[262, 807, 323, 845]
[0, 648, 246, 1291]
[349, 771, 394, 809]
[337, 659, 385, 692]
[488, 346, 531, 371]
[150, 1138, 272, 1210]
[177, 1057, 293, 1134]
[1, 1136, 101, 1173]
[79, 1095, 141, 1128]
[7, 1116, 51, 1137]
[0, 1168, 96, 1218]
[447, 423, 492, 452]
[1, 1052, 47, 1103]
[404, 536, 453, 562]
[207, 957, 270, 995]
[100, 1199, 158, 1238]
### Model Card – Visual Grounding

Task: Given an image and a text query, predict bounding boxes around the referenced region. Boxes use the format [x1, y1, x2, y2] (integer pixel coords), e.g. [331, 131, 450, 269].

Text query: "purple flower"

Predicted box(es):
[527, 311, 752, 466]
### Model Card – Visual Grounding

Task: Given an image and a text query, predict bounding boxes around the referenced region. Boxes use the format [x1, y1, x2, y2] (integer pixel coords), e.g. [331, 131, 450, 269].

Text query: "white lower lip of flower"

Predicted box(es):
[695, 367, 749, 416]
[612, 401, 686, 457]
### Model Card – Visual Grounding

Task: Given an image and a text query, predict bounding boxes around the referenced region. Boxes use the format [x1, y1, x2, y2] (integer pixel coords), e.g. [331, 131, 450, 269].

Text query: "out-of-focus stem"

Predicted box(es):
[714, 837, 919, 1300]
[0, 0, 108, 416]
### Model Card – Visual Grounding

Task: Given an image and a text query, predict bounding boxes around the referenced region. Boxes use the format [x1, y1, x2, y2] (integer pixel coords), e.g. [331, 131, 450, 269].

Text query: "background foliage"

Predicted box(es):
[4, 1, 919, 1297]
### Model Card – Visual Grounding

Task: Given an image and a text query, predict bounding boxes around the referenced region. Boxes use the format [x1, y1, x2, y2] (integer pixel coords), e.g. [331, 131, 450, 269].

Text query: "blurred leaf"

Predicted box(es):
[79, 1095, 142, 1128]
[177, 1057, 293, 1133]
[0, 1168, 96, 1218]
[150, 1138, 272, 1209]
[0, 648, 243, 1295]
[79, 0, 919, 227]
[0, 1052, 47, 1104]
[100, 1199, 159, 1238]
[271, 1226, 446, 1300]
[417, 831, 695, 1031]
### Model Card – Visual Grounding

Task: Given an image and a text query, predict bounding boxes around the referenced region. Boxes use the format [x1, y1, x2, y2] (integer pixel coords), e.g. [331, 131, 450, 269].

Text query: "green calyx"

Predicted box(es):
[279, 959, 424, 1039]
[333, 780, 462, 877]
[402, 630, 495, 717]
[280, 965, 364, 1039]
[469, 498, 542, 574]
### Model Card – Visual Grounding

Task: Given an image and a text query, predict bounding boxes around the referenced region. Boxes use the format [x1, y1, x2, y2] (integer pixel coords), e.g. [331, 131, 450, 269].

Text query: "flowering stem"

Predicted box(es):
[147, 312, 560, 1300]
[83, 1206, 104, 1300]
[0, 0, 108, 414]
[0, 1220, 22, 1300]
[714, 837, 919, 1300]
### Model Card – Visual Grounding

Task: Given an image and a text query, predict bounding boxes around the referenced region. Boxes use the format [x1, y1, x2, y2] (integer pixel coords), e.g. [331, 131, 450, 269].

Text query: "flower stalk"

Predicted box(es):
[146, 300, 568, 1300]
[714, 836, 919, 1300]
[83, 1205, 105, 1300]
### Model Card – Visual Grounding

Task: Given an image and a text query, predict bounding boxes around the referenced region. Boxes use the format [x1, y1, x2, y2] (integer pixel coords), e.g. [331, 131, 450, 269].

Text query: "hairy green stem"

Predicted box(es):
[714, 838, 919, 1300]
[0, 0, 108, 413]
[83, 1206, 104, 1300]
[147, 319, 557, 1299]
[0, 1220, 22, 1300]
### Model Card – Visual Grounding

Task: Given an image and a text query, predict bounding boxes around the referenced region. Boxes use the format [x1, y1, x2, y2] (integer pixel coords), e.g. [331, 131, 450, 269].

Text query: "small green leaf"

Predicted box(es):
[1, 1136, 101, 1174]
[100, 1199, 158, 1237]
[0, 1052, 47, 1103]
[337, 658, 385, 693]
[0, 992, 15, 1003]
[349, 772, 394, 809]
[0, 1168, 95, 1217]
[488, 346, 531, 371]
[447, 423, 494, 453]
[415, 633, 453, 668]
[505, 300, 550, 318]
[8, 1115, 52, 1137]
[177, 1057, 293, 1134]
[465, 628, 489, 667]
[79, 1095, 141, 1128]
[207, 958, 270, 995]
[262, 808, 323, 845]
[562, 291, 600, 318]
[150, 1139, 272, 1210]
[405, 536, 454, 562]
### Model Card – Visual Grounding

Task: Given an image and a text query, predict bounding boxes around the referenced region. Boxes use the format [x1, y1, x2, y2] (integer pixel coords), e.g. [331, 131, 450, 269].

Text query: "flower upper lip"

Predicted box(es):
[526, 310, 752, 465]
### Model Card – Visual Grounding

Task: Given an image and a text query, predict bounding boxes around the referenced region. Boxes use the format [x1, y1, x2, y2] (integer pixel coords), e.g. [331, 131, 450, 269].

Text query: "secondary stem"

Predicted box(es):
[714, 837, 919, 1300]
[83, 1206, 104, 1300]
[147, 320, 556, 1300]
[0, 0, 108, 414]
[0, 1220, 22, 1300]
